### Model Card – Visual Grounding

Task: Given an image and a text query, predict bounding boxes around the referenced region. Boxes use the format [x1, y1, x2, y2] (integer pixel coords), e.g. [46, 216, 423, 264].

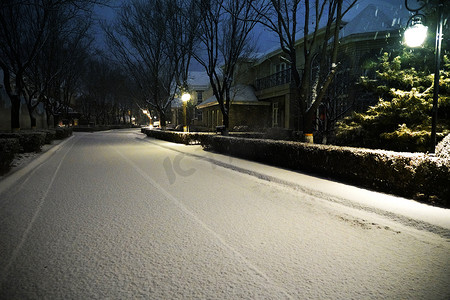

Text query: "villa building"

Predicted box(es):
[194, 4, 408, 135]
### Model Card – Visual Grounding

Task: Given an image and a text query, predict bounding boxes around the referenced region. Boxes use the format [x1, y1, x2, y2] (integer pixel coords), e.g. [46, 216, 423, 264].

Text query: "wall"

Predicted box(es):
[201, 103, 270, 130]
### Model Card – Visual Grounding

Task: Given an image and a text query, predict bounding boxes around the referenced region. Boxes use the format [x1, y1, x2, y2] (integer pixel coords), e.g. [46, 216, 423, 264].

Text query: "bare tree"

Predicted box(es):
[105, 0, 198, 128]
[252, 0, 358, 139]
[193, 0, 259, 134]
[24, 5, 92, 128]
[166, 0, 201, 92]
[0, 0, 100, 131]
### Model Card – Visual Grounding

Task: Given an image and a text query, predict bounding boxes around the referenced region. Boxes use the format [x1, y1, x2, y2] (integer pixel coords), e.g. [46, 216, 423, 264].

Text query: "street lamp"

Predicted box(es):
[404, 16, 428, 47]
[404, 0, 444, 154]
[142, 109, 152, 127]
[181, 92, 191, 132]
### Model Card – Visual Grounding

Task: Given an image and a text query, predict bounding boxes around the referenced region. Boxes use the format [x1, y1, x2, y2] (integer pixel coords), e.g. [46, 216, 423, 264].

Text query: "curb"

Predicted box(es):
[0, 135, 74, 195]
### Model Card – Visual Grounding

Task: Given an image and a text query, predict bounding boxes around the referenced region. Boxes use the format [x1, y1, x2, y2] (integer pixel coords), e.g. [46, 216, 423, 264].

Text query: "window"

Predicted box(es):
[275, 63, 287, 85]
[196, 91, 203, 103]
[272, 102, 279, 127]
[275, 63, 286, 73]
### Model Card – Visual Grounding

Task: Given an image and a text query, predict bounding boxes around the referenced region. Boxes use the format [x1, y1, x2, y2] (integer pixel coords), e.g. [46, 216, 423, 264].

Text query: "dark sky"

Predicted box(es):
[92, 0, 409, 67]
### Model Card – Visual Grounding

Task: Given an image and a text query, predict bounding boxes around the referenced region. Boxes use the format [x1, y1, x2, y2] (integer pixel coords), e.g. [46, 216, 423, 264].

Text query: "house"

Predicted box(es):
[197, 84, 271, 130]
[195, 2, 408, 134]
[171, 71, 209, 129]
[251, 3, 406, 132]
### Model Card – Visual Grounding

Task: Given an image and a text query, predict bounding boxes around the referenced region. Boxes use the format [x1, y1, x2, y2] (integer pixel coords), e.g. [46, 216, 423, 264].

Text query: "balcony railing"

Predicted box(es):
[255, 68, 292, 91]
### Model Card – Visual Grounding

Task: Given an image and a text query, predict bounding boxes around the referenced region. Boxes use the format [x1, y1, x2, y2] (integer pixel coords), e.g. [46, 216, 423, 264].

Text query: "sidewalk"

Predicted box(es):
[137, 134, 450, 233]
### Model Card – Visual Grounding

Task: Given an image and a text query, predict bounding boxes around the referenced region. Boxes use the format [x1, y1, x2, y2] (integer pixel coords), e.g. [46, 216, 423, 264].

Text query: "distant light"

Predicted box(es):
[405, 23, 428, 47]
[142, 109, 149, 115]
[181, 93, 191, 102]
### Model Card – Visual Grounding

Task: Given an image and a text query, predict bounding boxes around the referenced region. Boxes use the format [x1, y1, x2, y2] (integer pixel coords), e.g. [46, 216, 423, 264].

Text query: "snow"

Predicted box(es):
[0, 129, 449, 299]
[187, 71, 210, 89]
[199, 85, 259, 107]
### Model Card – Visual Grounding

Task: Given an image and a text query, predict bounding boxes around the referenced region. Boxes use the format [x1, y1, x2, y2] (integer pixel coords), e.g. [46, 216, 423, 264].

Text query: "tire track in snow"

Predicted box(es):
[113, 146, 293, 299]
[0, 136, 79, 287]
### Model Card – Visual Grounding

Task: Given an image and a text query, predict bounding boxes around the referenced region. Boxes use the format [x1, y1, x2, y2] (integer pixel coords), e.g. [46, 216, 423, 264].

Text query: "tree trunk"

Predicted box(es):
[45, 107, 52, 127]
[159, 111, 166, 129]
[10, 95, 21, 131]
[53, 114, 59, 127]
[222, 112, 229, 135]
[27, 104, 37, 129]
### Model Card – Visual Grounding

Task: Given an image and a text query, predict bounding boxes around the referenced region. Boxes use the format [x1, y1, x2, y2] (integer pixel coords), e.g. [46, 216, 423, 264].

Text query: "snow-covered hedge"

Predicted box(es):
[142, 128, 265, 144]
[73, 125, 135, 132]
[436, 134, 450, 161]
[0, 132, 46, 152]
[142, 128, 210, 145]
[55, 127, 73, 139]
[201, 136, 450, 207]
[36, 129, 56, 144]
[0, 138, 21, 175]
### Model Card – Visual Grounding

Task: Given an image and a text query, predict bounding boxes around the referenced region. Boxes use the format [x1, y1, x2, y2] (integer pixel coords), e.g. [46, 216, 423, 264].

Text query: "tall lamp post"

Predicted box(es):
[181, 92, 191, 132]
[142, 109, 151, 126]
[404, 0, 444, 154]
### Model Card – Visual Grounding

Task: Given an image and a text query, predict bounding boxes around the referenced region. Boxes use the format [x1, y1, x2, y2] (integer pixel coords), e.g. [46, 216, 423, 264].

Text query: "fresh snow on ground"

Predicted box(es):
[0, 129, 449, 299]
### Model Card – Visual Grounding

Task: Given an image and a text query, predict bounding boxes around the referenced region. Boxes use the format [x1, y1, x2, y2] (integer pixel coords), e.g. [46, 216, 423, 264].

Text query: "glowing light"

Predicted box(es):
[404, 23, 428, 47]
[181, 93, 191, 102]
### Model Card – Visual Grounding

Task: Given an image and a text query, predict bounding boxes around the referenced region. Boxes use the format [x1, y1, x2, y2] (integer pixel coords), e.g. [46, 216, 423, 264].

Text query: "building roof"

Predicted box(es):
[197, 85, 268, 109]
[187, 71, 210, 90]
[254, 0, 409, 66]
[171, 71, 210, 109]
[340, 3, 408, 38]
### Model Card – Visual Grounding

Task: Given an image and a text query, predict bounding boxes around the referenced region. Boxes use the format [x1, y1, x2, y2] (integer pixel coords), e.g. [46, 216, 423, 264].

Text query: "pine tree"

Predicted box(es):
[335, 49, 450, 152]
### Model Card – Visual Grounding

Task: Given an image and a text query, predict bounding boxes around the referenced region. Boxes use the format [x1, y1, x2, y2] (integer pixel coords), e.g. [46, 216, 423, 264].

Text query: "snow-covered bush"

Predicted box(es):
[143, 128, 209, 145]
[55, 127, 73, 139]
[436, 134, 450, 160]
[37, 129, 56, 144]
[0, 132, 46, 153]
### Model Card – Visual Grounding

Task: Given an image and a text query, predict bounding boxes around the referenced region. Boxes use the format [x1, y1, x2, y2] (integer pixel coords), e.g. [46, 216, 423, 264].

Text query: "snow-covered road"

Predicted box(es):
[1, 129, 449, 299]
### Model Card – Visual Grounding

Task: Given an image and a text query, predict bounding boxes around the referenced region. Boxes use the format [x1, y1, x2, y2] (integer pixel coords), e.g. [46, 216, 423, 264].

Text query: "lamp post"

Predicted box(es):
[142, 109, 152, 127]
[404, 0, 444, 154]
[181, 92, 191, 132]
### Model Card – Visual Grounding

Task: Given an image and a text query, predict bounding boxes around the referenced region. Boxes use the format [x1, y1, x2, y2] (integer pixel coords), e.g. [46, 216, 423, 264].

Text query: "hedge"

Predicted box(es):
[36, 129, 56, 144]
[0, 138, 21, 175]
[142, 128, 211, 145]
[141, 128, 266, 144]
[55, 127, 73, 139]
[73, 125, 136, 132]
[0, 132, 46, 152]
[200, 136, 450, 208]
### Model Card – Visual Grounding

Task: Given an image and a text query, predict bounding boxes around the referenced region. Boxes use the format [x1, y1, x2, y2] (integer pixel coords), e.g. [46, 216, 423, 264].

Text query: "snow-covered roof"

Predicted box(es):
[187, 71, 209, 90]
[197, 85, 263, 109]
[340, 3, 408, 38]
[254, 0, 409, 66]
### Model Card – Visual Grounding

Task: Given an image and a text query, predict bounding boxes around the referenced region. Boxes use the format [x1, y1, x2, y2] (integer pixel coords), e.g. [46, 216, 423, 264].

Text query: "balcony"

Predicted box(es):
[255, 68, 292, 91]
